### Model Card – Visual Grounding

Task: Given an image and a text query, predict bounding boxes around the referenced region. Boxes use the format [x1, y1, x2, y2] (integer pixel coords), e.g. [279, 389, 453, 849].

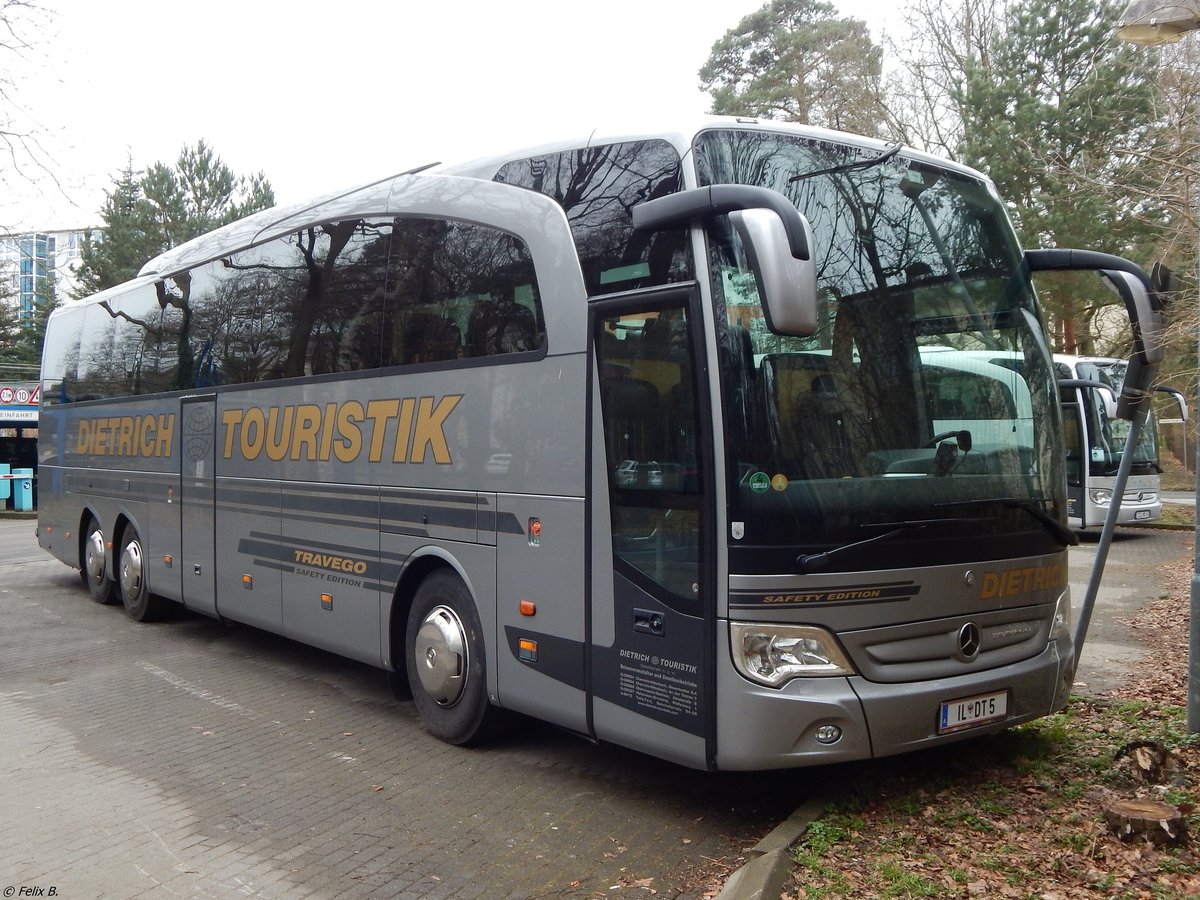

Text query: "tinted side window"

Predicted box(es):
[494, 140, 690, 296]
[383, 218, 543, 367]
[52, 217, 544, 402]
[180, 219, 394, 387]
[110, 285, 169, 395]
[42, 305, 85, 405]
[75, 302, 119, 401]
[50, 284, 165, 403]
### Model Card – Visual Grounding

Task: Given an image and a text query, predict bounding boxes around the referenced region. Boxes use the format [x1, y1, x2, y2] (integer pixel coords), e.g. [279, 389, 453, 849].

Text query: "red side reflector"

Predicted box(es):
[519, 599, 536, 616]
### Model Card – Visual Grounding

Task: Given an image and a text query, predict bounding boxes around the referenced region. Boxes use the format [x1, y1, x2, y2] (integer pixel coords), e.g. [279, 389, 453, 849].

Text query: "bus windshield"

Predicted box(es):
[695, 128, 1064, 570]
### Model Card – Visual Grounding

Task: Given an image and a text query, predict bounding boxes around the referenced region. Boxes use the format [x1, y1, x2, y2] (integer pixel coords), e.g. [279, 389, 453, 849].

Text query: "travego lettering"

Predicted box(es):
[979, 561, 1067, 599]
[293, 549, 369, 575]
[75, 414, 175, 458]
[221, 395, 463, 464]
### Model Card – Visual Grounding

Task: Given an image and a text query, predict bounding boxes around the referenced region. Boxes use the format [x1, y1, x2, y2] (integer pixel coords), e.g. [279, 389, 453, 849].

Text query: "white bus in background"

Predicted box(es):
[917, 350, 1181, 529]
[1054, 355, 1178, 529]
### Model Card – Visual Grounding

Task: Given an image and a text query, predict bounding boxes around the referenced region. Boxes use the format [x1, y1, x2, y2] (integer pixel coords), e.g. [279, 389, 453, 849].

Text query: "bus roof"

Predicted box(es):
[134, 116, 994, 284]
[136, 174, 402, 279]
[436, 116, 990, 183]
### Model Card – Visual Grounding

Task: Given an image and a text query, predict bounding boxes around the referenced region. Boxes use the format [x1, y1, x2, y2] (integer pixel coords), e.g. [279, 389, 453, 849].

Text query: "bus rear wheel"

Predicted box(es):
[405, 571, 505, 746]
[118, 526, 164, 622]
[80, 517, 116, 605]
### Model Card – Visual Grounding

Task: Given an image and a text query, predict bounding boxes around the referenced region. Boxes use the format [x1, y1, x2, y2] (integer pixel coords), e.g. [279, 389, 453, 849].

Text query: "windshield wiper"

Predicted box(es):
[935, 498, 1078, 547]
[1004, 500, 1079, 546]
[797, 517, 975, 573]
[788, 142, 902, 184]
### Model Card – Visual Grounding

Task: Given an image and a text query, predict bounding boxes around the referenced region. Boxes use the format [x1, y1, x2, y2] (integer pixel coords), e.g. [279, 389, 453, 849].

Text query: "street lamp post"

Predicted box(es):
[1117, 0, 1200, 731]
[1118, 1, 1200, 44]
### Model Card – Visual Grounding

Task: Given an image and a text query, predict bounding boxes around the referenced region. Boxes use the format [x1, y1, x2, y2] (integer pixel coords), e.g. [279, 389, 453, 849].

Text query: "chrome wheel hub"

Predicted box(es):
[119, 540, 143, 599]
[84, 530, 105, 584]
[413, 605, 468, 706]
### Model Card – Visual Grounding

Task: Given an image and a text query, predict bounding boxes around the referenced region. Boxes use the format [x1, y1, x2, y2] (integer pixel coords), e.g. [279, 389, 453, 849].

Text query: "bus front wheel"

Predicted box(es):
[80, 517, 116, 605]
[118, 526, 164, 622]
[405, 571, 505, 746]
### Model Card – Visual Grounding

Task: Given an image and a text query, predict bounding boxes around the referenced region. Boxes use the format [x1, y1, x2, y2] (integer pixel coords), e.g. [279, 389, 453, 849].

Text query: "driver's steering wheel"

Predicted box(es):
[922, 430, 970, 449]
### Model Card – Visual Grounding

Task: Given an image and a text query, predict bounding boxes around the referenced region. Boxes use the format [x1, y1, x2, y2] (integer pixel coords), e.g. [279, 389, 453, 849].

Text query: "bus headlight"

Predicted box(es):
[1049, 589, 1072, 642]
[730, 623, 855, 686]
[1088, 488, 1113, 506]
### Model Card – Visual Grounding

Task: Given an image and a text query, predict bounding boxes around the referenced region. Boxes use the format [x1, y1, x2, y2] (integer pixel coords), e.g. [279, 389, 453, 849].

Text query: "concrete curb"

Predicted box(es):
[717, 796, 828, 900]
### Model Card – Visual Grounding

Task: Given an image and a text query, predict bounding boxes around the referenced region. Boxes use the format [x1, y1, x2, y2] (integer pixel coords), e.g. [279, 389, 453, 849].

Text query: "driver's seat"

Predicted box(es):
[798, 374, 856, 478]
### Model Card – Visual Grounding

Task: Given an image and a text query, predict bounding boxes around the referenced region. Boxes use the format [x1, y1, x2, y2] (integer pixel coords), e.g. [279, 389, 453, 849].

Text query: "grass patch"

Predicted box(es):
[784, 700, 1200, 899]
[1156, 502, 1195, 529]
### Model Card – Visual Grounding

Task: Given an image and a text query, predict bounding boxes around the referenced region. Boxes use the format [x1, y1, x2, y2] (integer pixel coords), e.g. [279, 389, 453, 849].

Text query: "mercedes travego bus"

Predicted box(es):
[1055, 354, 1173, 529]
[35, 118, 1167, 770]
[915, 351, 1179, 530]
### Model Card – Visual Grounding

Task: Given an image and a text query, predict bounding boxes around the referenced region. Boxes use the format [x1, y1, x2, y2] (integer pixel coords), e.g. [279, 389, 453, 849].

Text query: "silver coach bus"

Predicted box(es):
[1055, 354, 1173, 529]
[36, 118, 1166, 770]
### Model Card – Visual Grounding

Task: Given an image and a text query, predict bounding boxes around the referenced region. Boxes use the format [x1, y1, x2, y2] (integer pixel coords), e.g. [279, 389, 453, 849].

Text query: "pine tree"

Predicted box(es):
[75, 143, 276, 295]
[698, 0, 887, 137]
[0, 281, 23, 365]
[961, 0, 1159, 351]
[141, 139, 275, 249]
[75, 157, 160, 296]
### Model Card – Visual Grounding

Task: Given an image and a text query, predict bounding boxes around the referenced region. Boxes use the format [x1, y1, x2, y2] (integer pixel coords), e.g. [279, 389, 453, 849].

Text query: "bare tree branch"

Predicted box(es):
[0, 1, 70, 232]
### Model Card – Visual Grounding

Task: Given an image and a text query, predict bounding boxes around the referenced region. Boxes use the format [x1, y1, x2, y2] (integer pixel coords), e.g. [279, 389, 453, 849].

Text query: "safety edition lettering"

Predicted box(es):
[763, 589, 883, 604]
[221, 396, 463, 464]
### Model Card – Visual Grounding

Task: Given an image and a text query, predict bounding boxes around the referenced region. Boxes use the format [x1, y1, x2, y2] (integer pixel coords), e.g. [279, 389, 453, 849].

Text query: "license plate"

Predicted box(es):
[939, 690, 1008, 734]
[1135, 510, 1151, 520]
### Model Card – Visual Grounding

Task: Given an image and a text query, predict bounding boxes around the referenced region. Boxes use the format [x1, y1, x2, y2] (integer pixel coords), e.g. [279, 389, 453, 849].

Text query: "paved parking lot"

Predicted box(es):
[0, 519, 1189, 898]
[0, 521, 810, 899]
[1068, 525, 1193, 694]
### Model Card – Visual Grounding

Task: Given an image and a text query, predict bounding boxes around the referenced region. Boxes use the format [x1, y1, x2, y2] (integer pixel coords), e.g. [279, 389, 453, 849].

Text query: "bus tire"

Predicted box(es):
[405, 571, 505, 746]
[117, 525, 163, 622]
[80, 517, 116, 605]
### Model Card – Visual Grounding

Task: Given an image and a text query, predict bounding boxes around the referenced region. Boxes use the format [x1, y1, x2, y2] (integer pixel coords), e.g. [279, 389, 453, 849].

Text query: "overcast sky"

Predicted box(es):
[5, 0, 907, 232]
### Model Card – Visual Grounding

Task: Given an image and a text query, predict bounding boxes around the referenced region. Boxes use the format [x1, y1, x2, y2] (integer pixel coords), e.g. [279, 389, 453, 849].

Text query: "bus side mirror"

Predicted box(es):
[1157, 385, 1189, 424]
[1100, 269, 1165, 420]
[632, 184, 818, 337]
[1024, 249, 1169, 421]
[728, 208, 818, 336]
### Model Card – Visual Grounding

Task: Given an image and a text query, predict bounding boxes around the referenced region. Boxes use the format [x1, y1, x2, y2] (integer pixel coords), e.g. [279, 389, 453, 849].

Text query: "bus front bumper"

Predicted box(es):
[713, 635, 1074, 771]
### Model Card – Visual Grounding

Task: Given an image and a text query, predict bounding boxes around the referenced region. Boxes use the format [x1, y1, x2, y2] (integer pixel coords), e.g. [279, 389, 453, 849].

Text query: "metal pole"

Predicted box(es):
[1073, 405, 1148, 654]
[1191, 314, 1200, 732]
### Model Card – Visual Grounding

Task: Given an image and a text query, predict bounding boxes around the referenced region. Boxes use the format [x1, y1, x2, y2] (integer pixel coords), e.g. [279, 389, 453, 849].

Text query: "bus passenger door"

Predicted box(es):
[1061, 394, 1087, 526]
[180, 395, 217, 616]
[588, 293, 715, 769]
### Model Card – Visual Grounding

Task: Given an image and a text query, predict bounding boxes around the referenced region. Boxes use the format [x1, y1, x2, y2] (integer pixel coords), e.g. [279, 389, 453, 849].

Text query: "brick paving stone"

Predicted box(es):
[0, 529, 827, 897]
